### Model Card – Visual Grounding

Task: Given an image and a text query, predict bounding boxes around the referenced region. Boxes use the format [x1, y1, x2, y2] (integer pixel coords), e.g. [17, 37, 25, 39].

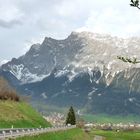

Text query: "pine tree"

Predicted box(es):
[66, 106, 76, 125]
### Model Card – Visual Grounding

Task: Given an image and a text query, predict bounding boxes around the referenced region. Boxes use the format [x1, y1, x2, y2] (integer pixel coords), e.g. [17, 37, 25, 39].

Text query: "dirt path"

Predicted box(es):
[93, 135, 105, 140]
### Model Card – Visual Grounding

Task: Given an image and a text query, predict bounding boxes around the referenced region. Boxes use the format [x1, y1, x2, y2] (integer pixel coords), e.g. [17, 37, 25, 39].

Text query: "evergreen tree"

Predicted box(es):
[66, 106, 76, 125]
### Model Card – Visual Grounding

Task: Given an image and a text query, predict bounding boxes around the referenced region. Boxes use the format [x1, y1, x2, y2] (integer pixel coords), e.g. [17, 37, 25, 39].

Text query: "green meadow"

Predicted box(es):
[0, 101, 51, 128]
[82, 114, 140, 123]
[90, 129, 140, 140]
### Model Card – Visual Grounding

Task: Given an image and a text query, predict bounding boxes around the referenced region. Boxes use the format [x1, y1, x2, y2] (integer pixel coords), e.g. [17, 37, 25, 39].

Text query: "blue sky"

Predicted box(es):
[0, 0, 140, 62]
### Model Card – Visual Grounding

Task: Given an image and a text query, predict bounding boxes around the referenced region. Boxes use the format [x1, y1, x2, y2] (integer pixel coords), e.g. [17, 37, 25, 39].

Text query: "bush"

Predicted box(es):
[0, 77, 20, 102]
[76, 118, 85, 128]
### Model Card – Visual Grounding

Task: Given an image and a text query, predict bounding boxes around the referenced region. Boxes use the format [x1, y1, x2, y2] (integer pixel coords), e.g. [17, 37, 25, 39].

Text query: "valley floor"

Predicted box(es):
[82, 114, 140, 124]
[90, 129, 140, 140]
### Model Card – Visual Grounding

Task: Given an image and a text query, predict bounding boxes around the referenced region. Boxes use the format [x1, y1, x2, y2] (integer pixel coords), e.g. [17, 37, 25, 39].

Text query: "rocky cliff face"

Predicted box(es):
[1, 31, 140, 115]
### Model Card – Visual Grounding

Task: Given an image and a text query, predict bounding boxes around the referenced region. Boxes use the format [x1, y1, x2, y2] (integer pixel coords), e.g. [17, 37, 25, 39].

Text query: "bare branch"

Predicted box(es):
[117, 56, 140, 64]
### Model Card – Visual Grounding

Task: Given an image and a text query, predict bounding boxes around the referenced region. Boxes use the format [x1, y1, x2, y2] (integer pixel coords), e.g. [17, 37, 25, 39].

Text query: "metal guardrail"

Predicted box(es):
[0, 125, 76, 139]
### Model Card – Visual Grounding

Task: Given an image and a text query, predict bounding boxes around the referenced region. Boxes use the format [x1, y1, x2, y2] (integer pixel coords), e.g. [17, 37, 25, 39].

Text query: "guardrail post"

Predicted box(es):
[28, 129, 30, 133]
[2, 131, 5, 137]
[10, 130, 13, 136]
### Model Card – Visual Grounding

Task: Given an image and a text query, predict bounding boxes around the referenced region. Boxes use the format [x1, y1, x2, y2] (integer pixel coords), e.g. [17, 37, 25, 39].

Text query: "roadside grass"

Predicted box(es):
[82, 114, 140, 123]
[90, 129, 140, 140]
[15, 128, 91, 140]
[0, 101, 51, 128]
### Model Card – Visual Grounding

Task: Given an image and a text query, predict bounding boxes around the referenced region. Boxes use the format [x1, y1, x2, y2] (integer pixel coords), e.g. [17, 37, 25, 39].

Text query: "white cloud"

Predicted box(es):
[21, 37, 44, 54]
[0, 0, 140, 61]
[77, 7, 140, 37]
[0, 1, 24, 27]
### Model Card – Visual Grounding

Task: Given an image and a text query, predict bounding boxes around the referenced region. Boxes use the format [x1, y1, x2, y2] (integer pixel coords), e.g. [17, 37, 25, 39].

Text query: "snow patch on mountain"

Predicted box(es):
[41, 92, 48, 99]
[10, 64, 24, 80]
[0, 60, 8, 66]
[9, 64, 48, 84]
[21, 72, 48, 84]
[54, 69, 69, 77]
[67, 70, 79, 82]
[33, 54, 39, 57]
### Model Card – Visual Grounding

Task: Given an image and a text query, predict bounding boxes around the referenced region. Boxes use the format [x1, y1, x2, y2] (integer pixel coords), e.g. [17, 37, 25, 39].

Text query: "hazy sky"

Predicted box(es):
[0, 0, 140, 62]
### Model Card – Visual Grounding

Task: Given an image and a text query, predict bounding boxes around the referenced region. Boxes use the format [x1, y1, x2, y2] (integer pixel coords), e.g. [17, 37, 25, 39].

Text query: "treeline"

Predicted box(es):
[0, 77, 20, 102]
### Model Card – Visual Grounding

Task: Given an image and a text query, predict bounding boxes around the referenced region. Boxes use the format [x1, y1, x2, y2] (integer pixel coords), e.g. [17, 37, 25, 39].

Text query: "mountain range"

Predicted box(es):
[1, 31, 140, 115]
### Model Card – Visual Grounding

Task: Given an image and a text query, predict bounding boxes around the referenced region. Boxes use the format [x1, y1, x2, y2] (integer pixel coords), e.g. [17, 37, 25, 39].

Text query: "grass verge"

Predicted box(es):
[14, 128, 91, 140]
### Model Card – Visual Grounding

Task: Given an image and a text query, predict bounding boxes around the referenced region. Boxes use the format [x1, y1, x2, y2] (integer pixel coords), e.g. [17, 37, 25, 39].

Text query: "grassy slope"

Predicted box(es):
[82, 114, 140, 123]
[90, 129, 140, 140]
[15, 128, 91, 140]
[0, 101, 51, 128]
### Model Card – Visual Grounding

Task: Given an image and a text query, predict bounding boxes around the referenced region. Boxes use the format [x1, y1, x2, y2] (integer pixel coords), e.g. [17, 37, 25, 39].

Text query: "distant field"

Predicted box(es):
[15, 128, 91, 140]
[0, 101, 51, 128]
[82, 114, 140, 123]
[90, 129, 140, 140]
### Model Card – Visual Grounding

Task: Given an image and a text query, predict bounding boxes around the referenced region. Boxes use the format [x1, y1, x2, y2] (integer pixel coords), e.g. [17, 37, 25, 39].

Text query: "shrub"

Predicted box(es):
[0, 77, 20, 102]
